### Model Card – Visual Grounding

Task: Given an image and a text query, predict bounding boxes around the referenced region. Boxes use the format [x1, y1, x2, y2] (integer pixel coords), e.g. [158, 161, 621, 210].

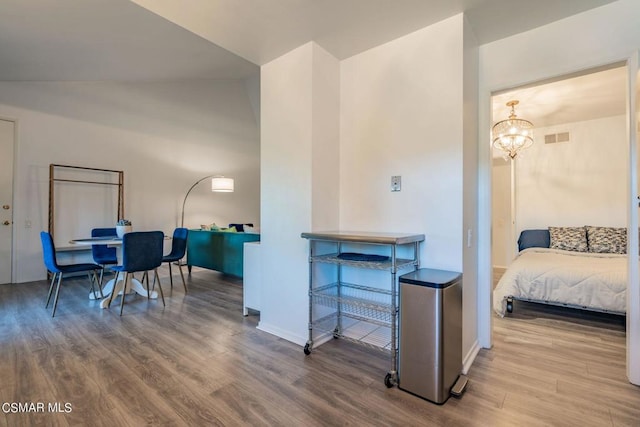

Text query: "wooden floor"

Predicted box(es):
[0, 268, 638, 427]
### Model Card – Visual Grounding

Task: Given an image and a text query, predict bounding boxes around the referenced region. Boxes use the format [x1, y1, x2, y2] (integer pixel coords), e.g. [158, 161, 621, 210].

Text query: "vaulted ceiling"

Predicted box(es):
[130, 0, 617, 65]
[0, 0, 617, 81]
[0, 0, 626, 126]
[0, 0, 258, 81]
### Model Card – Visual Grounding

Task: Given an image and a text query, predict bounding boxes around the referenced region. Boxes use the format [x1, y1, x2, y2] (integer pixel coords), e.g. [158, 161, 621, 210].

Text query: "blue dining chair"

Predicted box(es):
[91, 227, 118, 285]
[40, 231, 103, 317]
[162, 227, 188, 293]
[108, 231, 165, 316]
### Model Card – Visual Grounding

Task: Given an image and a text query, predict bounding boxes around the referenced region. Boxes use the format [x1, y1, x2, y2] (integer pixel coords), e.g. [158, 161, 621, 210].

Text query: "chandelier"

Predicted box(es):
[492, 100, 534, 159]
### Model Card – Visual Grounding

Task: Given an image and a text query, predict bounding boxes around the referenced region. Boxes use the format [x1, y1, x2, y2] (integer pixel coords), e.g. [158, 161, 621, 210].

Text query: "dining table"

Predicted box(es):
[69, 236, 159, 309]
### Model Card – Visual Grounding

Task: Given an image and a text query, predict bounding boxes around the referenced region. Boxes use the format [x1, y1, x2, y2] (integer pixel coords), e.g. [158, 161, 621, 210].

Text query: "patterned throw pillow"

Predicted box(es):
[549, 226, 588, 252]
[586, 226, 627, 254]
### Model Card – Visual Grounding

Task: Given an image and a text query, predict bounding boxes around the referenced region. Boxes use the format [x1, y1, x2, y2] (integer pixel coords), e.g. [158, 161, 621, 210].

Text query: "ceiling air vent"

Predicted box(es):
[544, 132, 570, 144]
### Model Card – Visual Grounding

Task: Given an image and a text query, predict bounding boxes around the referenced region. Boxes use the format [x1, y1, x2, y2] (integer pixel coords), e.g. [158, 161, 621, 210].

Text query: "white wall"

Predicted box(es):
[259, 42, 340, 344]
[516, 115, 627, 232]
[478, 0, 640, 383]
[339, 15, 480, 367]
[480, 1, 640, 92]
[0, 79, 260, 283]
[259, 14, 483, 371]
[340, 15, 464, 271]
[491, 159, 512, 267]
[312, 46, 341, 230]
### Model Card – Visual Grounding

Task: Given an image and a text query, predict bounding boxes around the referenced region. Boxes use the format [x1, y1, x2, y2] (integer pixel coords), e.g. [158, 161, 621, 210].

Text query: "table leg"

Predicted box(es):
[97, 273, 158, 309]
[129, 277, 158, 299]
[99, 273, 125, 309]
[89, 276, 116, 300]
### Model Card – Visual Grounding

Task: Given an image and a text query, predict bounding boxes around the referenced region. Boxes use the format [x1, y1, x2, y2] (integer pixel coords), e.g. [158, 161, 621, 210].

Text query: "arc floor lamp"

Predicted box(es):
[180, 175, 234, 228]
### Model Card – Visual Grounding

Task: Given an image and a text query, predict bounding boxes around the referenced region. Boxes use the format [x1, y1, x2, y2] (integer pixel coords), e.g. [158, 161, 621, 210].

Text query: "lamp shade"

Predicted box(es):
[211, 177, 234, 192]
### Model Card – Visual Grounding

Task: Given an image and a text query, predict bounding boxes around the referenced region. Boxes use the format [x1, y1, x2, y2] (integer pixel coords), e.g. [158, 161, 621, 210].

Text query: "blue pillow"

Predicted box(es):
[518, 229, 550, 251]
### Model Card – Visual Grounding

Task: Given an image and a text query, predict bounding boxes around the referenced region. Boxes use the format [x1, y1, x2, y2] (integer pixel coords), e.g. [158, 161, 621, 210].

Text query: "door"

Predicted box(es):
[0, 119, 14, 284]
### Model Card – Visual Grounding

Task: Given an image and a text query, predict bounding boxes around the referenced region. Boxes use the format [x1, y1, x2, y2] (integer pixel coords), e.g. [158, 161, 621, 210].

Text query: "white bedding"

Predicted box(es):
[493, 247, 627, 317]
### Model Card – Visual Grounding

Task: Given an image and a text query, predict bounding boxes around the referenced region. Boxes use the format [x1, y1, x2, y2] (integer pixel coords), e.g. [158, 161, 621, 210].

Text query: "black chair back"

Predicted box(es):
[120, 231, 164, 273]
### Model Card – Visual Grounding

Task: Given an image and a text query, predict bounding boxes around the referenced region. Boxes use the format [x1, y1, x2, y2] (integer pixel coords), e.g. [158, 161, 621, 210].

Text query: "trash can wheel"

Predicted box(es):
[384, 373, 394, 388]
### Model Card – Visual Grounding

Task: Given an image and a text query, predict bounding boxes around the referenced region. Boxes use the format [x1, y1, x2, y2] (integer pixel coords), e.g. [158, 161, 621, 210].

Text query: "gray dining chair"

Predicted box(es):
[108, 231, 165, 316]
[161, 227, 188, 293]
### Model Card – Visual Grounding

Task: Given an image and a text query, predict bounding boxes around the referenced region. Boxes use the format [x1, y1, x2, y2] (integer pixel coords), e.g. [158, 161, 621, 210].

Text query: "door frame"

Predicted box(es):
[625, 51, 639, 384]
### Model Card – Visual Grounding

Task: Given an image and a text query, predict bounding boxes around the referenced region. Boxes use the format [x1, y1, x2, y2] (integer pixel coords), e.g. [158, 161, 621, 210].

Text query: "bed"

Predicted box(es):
[493, 227, 627, 317]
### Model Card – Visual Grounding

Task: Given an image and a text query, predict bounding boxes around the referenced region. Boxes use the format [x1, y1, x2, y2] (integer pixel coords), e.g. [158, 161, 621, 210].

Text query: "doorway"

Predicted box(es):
[486, 62, 640, 385]
[0, 118, 15, 284]
[490, 64, 628, 283]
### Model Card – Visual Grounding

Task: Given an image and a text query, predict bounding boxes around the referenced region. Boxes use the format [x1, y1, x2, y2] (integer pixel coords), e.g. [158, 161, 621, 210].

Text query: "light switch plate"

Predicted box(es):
[391, 176, 401, 192]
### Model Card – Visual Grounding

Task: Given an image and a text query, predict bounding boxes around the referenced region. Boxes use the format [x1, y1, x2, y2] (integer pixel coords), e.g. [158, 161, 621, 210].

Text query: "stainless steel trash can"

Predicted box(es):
[398, 268, 464, 404]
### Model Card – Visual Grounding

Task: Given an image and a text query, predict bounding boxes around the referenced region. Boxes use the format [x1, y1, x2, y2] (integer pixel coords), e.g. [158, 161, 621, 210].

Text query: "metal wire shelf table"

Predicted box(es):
[301, 231, 424, 388]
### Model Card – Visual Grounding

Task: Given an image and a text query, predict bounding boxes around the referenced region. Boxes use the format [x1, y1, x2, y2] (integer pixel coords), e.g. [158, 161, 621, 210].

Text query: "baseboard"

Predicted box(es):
[256, 322, 308, 347]
[462, 340, 481, 375]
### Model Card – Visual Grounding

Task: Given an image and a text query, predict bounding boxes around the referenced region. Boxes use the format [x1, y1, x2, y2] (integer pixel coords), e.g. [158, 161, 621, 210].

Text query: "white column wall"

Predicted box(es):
[478, 0, 640, 383]
[312, 46, 341, 230]
[462, 16, 480, 369]
[339, 15, 479, 366]
[259, 42, 340, 344]
[339, 16, 464, 271]
[0, 79, 260, 283]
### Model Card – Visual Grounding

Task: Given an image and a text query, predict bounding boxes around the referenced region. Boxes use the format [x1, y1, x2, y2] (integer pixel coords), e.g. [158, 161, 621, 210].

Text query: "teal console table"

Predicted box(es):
[187, 230, 260, 278]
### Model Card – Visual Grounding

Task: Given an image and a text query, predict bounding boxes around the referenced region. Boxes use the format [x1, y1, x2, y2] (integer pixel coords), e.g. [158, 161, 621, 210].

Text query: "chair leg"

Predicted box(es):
[120, 272, 129, 316]
[142, 271, 150, 299]
[87, 272, 96, 297]
[98, 267, 104, 289]
[45, 272, 57, 308]
[168, 262, 174, 289]
[107, 271, 120, 308]
[51, 273, 63, 317]
[97, 270, 105, 299]
[154, 269, 165, 307]
[177, 263, 187, 293]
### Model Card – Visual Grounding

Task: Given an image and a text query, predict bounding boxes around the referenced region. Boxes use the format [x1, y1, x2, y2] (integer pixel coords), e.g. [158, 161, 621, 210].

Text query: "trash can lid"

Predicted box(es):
[399, 268, 462, 288]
